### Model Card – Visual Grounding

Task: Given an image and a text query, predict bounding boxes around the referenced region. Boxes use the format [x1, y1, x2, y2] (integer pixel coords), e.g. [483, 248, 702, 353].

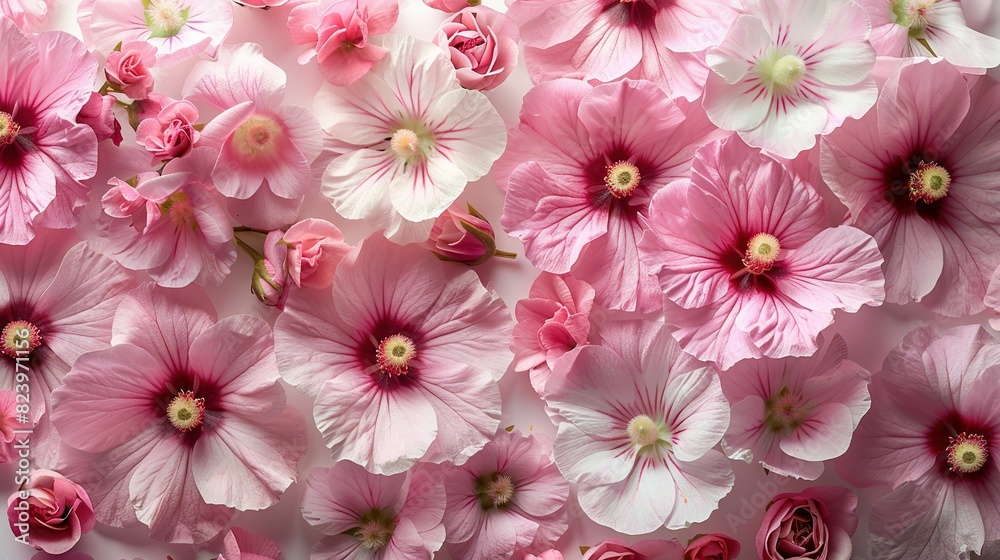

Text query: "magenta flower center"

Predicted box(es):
[1, 320, 43, 359]
[166, 390, 205, 431]
[605, 161, 641, 198]
[390, 128, 421, 160]
[159, 192, 197, 230]
[743, 233, 781, 274]
[765, 387, 807, 433]
[908, 161, 951, 203]
[376, 334, 417, 376]
[353, 508, 395, 551]
[946, 432, 989, 474]
[232, 116, 283, 160]
[475, 471, 516, 509]
[0, 112, 20, 146]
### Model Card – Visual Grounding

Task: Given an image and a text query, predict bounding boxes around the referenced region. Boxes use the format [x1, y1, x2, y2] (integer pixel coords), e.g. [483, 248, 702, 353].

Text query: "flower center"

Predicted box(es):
[627, 414, 662, 447]
[893, 0, 937, 35]
[764, 387, 807, 433]
[144, 0, 189, 38]
[743, 233, 781, 274]
[1, 321, 42, 359]
[159, 191, 197, 230]
[353, 509, 395, 550]
[232, 116, 283, 160]
[454, 36, 486, 54]
[0, 112, 20, 146]
[376, 334, 417, 376]
[605, 161, 641, 198]
[166, 390, 205, 432]
[946, 432, 989, 474]
[475, 472, 516, 509]
[908, 161, 950, 203]
[770, 55, 807, 88]
[390, 128, 421, 160]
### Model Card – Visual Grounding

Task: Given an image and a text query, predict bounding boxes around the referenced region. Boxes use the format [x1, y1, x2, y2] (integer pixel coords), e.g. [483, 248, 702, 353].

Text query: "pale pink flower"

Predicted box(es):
[281, 219, 352, 290]
[423, 0, 477, 13]
[0, 19, 99, 245]
[300, 462, 445, 559]
[274, 235, 511, 474]
[639, 136, 885, 370]
[684, 534, 740, 560]
[512, 272, 595, 395]
[821, 60, 1000, 316]
[704, 0, 878, 158]
[837, 325, 1000, 560]
[439, 430, 569, 560]
[287, 0, 398, 87]
[0, 390, 23, 464]
[525, 551, 564, 560]
[218, 527, 283, 560]
[2, 0, 55, 30]
[315, 34, 506, 243]
[98, 148, 238, 288]
[506, 0, 741, 100]
[433, 7, 520, 91]
[546, 320, 734, 533]
[105, 40, 157, 100]
[183, 43, 322, 230]
[757, 486, 858, 560]
[85, 0, 234, 66]
[498, 78, 720, 312]
[722, 335, 871, 480]
[6, 470, 96, 554]
[134, 98, 200, 164]
[582, 538, 685, 560]
[51, 284, 307, 544]
[76, 92, 122, 146]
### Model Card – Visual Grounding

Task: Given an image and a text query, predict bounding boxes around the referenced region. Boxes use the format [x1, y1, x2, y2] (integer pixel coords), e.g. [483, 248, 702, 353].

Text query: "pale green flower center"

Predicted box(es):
[166, 390, 205, 431]
[946, 432, 989, 474]
[605, 161, 641, 198]
[1, 320, 42, 359]
[232, 116, 283, 160]
[143, 0, 190, 38]
[764, 387, 808, 434]
[0, 112, 20, 146]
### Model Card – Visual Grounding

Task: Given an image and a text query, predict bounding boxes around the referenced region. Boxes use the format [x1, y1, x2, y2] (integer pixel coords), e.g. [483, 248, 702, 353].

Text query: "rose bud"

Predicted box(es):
[282, 219, 352, 289]
[135, 98, 200, 164]
[105, 40, 157, 100]
[684, 533, 741, 560]
[7, 470, 96, 555]
[422, 204, 516, 265]
[423, 0, 480, 13]
[76, 92, 122, 146]
[250, 230, 290, 309]
[757, 486, 858, 560]
[583, 538, 686, 560]
[433, 7, 520, 91]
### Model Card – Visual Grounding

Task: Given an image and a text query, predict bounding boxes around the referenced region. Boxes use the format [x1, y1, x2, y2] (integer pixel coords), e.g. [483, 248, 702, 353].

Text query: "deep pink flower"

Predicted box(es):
[757, 486, 858, 560]
[2, 0, 55, 30]
[546, 320, 733, 533]
[421, 204, 510, 266]
[511, 272, 595, 395]
[135, 98, 200, 164]
[821, 60, 1000, 317]
[582, 538, 685, 560]
[301, 461, 445, 558]
[684, 533, 740, 560]
[439, 430, 569, 560]
[0, 19, 99, 245]
[837, 325, 1000, 560]
[76, 92, 122, 146]
[274, 235, 512, 474]
[105, 40, 157, 100]
[498, 78, 720, 312]
[423, 0, 477, 13]
[433, 7, 520, 91]
[722, 335, 871, 480]
[639, 136, 885, 369]
[6, 470, 96, 555]
[51, 284, 307, 543]
[281, 219, 352, 290]
[217, 527, 283, 560]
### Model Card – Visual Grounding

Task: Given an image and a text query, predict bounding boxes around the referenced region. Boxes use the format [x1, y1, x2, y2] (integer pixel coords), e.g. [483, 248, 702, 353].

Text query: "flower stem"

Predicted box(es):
[234, 226, 270, 235]
[494, 250, 517, 260]
[233, 235, 263, 261]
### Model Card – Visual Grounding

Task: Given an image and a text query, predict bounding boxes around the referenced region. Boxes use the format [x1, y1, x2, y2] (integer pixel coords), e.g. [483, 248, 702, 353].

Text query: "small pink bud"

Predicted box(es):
[423, 204, 515, 265]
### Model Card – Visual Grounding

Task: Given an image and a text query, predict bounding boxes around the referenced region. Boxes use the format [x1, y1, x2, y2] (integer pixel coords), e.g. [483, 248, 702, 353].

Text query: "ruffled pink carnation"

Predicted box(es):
[134, 98, 200, 164]
[433, 7, 520, 91]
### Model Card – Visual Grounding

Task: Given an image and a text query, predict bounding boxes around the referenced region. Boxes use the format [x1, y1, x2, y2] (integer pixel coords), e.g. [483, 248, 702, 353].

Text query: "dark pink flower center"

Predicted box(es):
[166, 390, 205, 431]
[0, 112, 20, 146]
[1, 320, 42, 358]
[376, 334, 417, 376]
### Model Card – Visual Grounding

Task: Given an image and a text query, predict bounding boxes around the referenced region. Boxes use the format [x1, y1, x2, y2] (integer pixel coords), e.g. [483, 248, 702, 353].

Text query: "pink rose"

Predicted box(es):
[757, 486, 858, 560]
[583, 538, 686, 560]
[135, 99, 200, 164]
[525, 551, 564, 560]
[433, 6, 520, 90]
[7, 470, 96, 555]
[105, 40, 156, 100]
[684, 534, 741, 560]
[423, 0, 480, 13]
[282, 219, 352, 289]
[76, 92, 122, 146]
[422, 204, 515, 265]
[250, 230, 290, 309]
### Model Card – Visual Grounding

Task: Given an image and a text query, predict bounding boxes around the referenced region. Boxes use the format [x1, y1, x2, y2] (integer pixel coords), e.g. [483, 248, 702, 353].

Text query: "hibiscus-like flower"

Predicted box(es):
[547, 320, 733, 533]
[757, 487, 858, 560]
[821, 60, 1000, 316]
[51, 284, 307, 543]
[315, 35, 506, 242]
[639, 136, 885, 370]
[274, 235, 512, 474]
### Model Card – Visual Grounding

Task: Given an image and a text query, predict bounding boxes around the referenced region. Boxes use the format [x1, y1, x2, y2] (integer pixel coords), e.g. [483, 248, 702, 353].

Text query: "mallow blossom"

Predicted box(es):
[51, 285, 307, 544]
[757, 487, 858, 560]
[315, 34, 506, 243]
[639, 136, 885, 370]
[546, 321, 734, 534]
[432, 7, 520, 91]
[274, 235, 512, 474]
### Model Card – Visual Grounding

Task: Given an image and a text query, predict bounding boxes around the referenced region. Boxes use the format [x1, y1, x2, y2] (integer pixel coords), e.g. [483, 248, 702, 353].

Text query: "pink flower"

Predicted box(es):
[105, 41, 157, 100]
[282, 219, 352, 289]
[857, 0, 1000, 70]
[6, 470, 96, 555]
[439, 430, 569, 560]
[251, 230, 290, 309]
[274, 235, 512, 474]
[315, 34, 506, 243]
[99, 149, 238, 288]
[511, 272, 595, 395]
[218, 527, 283, 560]
[986, 265, 1000, 329]
[498, 78, 720, 312]
[525, 551, 564, 560]
[287, 0, 398, 87]
[421, 204, 512, 266]
[0, 390, 25, 464]
[821, 60, 1000, 317]
[433, 7, 520, 91]
[757, 486, 858, 560]
[300, 462, 446, 558]
[424, 0, 478, 13]
[722, 335, 871, 480]
[704, 0, 878, 158]
[582, 538, 685, 560]
[0, 19, 99, 245]
[76, 92, 123, 146]
[32, 553, 93, 560]
[837, 325, 1000, 560]
[684, 534, 740, 560]
[546, 320, 734, 533]
[85, 0, 234, 66]
[234, 0, 288, 7]
[0, 232, 136, 467]
[184, 43, 322, 230]
[51, 284, 308, 543]
[1, 0, 55, 30]
[639, 136, 885, 370]
[135, 98, 200, 164]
